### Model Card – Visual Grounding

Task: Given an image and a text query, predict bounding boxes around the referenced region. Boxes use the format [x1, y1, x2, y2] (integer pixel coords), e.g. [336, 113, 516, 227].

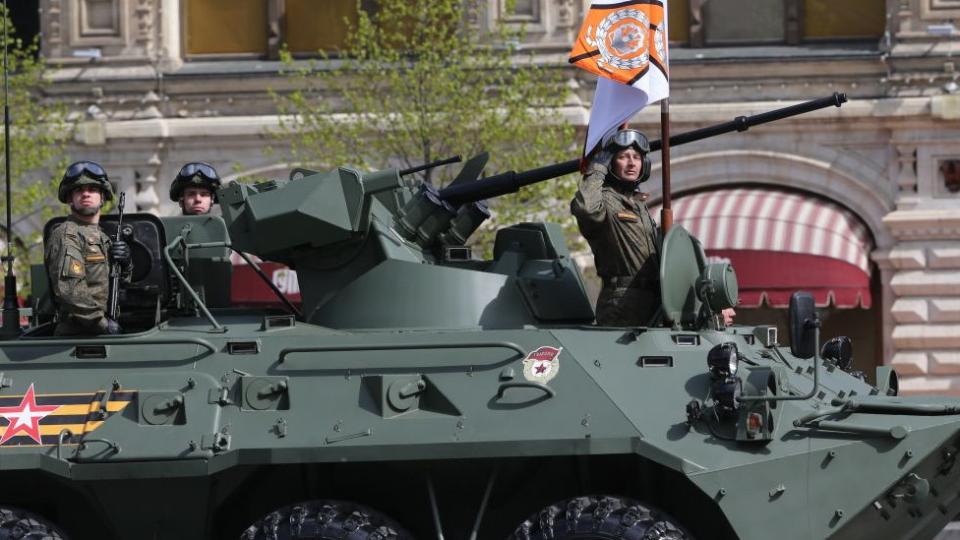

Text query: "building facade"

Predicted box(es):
[27, 0, 960, 393]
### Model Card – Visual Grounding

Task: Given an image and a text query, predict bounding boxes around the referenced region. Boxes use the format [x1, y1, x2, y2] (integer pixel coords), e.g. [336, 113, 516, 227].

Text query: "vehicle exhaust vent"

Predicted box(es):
[444, 246, 473, 262]
[673, 334, 699, 346]
[227, 341, 260, 355]
[262, 315, 295, 330]
[75, 345, 108, 359]
[638, 356, 673, 368]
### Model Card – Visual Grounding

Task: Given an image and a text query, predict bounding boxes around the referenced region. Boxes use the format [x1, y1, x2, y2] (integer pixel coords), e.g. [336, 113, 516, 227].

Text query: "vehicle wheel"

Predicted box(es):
[0, 506, 67, 539]
[511, 495, 690, 539]
[239, 500, 414, 540]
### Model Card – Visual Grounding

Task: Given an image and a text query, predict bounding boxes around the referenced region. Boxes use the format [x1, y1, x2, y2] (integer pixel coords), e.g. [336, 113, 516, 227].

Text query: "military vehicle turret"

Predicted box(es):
[2, 94, 960, 540]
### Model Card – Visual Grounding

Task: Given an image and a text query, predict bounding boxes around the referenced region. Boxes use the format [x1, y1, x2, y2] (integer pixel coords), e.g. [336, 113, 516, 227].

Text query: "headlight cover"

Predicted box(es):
[708, 342, 739, 378]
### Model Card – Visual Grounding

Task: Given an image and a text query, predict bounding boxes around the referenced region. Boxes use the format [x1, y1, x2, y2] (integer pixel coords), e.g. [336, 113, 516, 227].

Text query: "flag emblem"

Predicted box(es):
[570, 1, 668, 86]
[594, 9, 649, 71]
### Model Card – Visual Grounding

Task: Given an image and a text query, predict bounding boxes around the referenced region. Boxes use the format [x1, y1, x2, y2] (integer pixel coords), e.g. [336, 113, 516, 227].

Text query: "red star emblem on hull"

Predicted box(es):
[0, 384, 60, 444]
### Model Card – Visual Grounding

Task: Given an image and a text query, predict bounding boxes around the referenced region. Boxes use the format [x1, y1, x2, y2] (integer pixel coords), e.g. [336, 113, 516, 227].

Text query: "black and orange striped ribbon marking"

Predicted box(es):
[0, 391, 136, 447]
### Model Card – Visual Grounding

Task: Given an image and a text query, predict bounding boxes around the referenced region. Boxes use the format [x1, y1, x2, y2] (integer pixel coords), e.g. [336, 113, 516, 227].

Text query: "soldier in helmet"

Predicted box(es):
[571, 129, 661, 326]
[45, 161, 131, 335]
[171, 162, 221, 215]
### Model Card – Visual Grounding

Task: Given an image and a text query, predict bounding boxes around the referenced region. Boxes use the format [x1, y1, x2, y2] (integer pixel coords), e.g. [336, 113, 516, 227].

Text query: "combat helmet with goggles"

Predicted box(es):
[58, 160, 114, 203]
[170, 162, 222, 202]
[601, 128, 652, 187]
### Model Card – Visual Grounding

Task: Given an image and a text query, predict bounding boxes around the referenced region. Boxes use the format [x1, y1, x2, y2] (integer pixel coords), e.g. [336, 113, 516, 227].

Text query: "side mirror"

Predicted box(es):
[789, 292, 818, 359]
[821, 336, 853, 371]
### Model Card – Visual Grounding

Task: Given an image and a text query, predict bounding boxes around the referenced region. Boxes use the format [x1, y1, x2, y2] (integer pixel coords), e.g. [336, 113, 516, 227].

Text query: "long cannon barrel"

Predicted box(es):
[400, 155, 462, 177]
[661, 91, 847, 147]
[438, 92, 847, 205]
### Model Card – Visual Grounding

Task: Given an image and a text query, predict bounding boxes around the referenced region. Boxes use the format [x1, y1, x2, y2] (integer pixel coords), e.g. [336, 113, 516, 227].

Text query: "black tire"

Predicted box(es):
[511, 495, 690, 540]
[0, 506, 67, 540]
[239, 500, 414, 540]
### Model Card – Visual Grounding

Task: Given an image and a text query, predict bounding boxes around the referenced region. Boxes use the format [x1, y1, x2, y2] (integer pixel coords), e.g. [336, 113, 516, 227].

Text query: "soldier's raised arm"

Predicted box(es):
[571, 150, 614, 227]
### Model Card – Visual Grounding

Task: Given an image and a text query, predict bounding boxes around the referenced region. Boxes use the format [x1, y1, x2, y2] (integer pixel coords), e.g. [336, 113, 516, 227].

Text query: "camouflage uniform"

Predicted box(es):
[571, 163, 661, 326]
[44, 216, 116, 335]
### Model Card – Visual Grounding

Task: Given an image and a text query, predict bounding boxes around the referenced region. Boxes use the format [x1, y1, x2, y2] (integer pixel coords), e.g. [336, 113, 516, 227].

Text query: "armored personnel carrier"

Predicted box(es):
[1, 95, 959, 540]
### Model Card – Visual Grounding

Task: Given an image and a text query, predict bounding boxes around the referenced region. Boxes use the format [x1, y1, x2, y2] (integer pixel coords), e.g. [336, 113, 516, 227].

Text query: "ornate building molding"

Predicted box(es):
[41, 0, 166, 63]
[921, 0, 960, 19]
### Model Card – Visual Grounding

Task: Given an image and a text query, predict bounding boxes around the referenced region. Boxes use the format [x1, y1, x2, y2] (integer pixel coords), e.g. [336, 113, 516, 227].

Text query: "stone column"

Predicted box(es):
[884, 210, 960, 395]
[136, 146, 163, 214]
[158, 0, 182, 70]
[267, 0, 284, 60]
[40, 0, 66, 58]
[895, 143, 919, 208]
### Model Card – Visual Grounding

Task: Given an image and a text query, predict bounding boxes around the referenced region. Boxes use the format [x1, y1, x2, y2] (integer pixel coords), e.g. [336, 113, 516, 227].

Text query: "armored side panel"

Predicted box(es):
[162, 215, 232, 308]
[218, 168, 396, 262]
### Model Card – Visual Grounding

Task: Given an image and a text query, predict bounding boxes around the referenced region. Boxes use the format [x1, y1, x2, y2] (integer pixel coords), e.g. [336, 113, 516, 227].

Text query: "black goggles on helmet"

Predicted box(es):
[64, 161, 108, 182]
[605, 129, 650, 153]
[176, 162, 220, 183]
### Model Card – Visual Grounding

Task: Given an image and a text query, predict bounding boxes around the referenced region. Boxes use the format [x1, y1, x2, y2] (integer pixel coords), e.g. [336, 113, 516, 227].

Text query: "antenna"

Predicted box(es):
[0, 0, 19, 337]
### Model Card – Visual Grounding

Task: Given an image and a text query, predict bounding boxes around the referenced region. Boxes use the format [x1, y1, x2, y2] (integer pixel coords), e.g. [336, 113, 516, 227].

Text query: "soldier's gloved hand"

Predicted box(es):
[109, 240, 131, 268]
[105, 318, 122, 335]
[590, 148, 615, 172]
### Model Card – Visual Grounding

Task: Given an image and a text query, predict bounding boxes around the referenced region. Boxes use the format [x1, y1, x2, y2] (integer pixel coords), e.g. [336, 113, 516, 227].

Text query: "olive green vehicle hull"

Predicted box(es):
[2, 317, 959, 539]
[7, 148, 959, 539]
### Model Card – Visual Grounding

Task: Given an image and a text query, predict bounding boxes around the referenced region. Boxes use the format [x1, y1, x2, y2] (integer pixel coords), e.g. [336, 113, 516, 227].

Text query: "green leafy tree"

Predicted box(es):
[0, 5, 68, 289]
[275, 0, 579, 251]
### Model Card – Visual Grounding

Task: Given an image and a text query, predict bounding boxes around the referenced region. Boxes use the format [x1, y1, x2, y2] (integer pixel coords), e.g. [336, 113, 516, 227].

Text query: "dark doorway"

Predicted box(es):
[8, 0, 40, 50]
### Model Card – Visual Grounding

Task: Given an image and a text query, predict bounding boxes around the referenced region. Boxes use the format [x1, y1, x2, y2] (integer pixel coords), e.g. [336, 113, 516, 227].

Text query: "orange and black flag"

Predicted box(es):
[569, 0, 670, 156]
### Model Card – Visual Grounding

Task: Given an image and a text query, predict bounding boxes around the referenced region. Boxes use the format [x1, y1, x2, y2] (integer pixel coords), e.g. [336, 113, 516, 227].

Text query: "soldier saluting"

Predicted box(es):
[44, 161, 131, 335]
[571, 129, 661, 326]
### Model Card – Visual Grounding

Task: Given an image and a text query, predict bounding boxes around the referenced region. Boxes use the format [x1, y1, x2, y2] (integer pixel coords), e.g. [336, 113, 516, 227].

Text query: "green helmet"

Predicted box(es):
[58, 161, 114, 203]
[170, 162, 221, 202]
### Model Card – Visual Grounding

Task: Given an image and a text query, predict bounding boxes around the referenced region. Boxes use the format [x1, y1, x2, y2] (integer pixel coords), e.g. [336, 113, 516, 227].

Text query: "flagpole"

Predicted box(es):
[659, 98, 672, 233]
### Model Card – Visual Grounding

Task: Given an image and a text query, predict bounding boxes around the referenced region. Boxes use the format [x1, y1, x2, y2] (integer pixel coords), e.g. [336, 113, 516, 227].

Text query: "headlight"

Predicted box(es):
[820, 336, 853, 371]
[708, 342, 739, 378]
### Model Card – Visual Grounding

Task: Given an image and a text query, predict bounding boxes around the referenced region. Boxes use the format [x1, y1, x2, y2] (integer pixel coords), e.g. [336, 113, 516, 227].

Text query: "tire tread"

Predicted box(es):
[512, 495, 689, 540]
[241, 500, 412, 540]
[0, 507, 67, 540]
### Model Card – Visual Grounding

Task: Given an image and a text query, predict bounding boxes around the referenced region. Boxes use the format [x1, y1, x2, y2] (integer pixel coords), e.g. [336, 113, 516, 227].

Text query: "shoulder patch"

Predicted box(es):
[62, 254, 85, 278]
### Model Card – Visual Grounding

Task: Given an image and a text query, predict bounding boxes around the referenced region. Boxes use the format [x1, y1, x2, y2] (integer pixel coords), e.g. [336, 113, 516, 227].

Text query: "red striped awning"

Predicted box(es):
[652, 188, 873, 308]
